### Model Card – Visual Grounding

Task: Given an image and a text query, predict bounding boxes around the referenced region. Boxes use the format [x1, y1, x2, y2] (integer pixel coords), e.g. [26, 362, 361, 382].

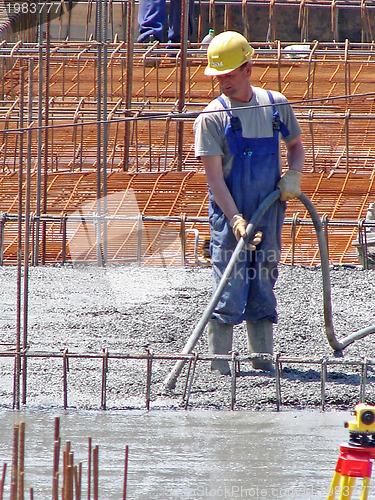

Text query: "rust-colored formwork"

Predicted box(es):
[0, 170, 374, 266]
[1, 7, 375, 267]
[2, 41, 375, 177]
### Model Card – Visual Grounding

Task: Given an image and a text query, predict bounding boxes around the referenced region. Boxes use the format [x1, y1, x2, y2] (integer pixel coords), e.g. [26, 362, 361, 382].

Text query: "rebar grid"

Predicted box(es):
[2, 347, 375, 411]
[3, 41, 375, 178]
[3, 0, 375, 48]
[1, 170, 374, 266]
[0, 209, 374, 266]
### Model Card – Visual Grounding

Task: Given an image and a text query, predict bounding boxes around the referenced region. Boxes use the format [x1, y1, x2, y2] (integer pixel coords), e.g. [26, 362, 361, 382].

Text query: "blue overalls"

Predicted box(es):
[209, 91, 289, 325]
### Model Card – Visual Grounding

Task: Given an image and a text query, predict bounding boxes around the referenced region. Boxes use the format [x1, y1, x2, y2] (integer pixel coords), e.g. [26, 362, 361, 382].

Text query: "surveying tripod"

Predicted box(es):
[327, 403, 375, 499]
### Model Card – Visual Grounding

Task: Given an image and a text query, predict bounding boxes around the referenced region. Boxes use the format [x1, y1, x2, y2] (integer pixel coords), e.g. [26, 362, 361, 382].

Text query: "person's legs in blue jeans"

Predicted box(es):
[167, 0, 195, 43]
[137, 0, 166, 42]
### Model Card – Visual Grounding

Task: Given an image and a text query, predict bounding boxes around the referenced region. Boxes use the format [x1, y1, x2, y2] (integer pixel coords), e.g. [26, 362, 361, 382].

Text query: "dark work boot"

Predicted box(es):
[207, 319, 233, 375]
[246, 319, 274, 371]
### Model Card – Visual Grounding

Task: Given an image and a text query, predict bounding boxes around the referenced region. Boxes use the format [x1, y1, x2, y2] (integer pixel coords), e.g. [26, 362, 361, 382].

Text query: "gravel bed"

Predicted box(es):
[1, 263, 375, 411]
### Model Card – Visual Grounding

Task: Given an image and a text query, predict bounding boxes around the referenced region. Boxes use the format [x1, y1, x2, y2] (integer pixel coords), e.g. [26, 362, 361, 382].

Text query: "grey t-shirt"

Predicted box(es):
[193, 86, 302, 176]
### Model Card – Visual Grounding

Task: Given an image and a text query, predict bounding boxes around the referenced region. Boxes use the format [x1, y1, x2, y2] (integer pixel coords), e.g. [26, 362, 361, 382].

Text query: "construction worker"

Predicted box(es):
[193, 31, 305, 375]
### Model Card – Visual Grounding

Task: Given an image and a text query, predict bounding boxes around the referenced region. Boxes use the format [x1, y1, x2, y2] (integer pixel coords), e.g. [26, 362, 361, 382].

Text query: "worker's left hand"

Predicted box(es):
[277, 170, 302, 201]
[247, 231, 262, 251]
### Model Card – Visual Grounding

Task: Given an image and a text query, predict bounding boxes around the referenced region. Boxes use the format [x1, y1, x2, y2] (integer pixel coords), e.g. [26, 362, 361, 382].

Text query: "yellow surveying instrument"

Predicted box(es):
[327, 403, 375, 499]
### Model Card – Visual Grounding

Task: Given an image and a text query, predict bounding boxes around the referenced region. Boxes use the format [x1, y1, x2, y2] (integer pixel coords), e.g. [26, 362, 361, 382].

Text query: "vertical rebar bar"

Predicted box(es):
[122, 445, 128, 500]
[61, 212, 67, 265]
[176, 0, 190, 171]
[22, 57, 34, 405]
[102, 0, 109, 264]
[93, 446, 99, 500]
[145, 349, 152, 410]
[0, 54, 4, 100]
[13, 357, 18, 409]
[0, 463, 7, 500]
[62, 443, 69, 500]
[308, 109, 316, 171]
[0, 212, 5, 266]
[53, 417, 60, 500]
[230, 353, 236, 410]
[182, 358, 194, 401]
[344, 38, 351, 103]
[137, 214, 142, 265]
[35, 17, 43, 266]
[101, 348, 108, 410]
[66, 456, 74, 500]
[14, 66, 25, 411]
[87, 437, 91, 500]
[52, 440, 60, 500]
[18, 422, 25, 500]
[63, 349, 69, 409]
[277, 40, 282, 93]
[275, 353, 281, 411]
[10, 424, 19, 500]
[123, 0, 135, 171]
[360, 359, 368, 403]
[290, 212, 298, 266]
[345, 109, 350, 172]
[96, 0, 103, 266]
[184, 353, 198, 410]
[321, 359, 327, 411]
[180, 213, 186, 266]
[148, 119, 152, 170]
[54, 416, 60, 441]
[42, 12, 51, 264]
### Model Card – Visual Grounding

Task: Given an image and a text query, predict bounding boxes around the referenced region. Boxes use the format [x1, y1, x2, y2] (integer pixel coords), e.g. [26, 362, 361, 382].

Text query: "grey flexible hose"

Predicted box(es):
[299, 192, 375, 351]
[164, 189, 375, 390]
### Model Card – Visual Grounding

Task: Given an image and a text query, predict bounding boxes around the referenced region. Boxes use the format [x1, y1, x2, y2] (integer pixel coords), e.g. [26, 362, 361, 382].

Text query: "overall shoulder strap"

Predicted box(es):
[216, 95, 231, 115]
[266, 90, 290, 138]
[216, 96, 242, 133]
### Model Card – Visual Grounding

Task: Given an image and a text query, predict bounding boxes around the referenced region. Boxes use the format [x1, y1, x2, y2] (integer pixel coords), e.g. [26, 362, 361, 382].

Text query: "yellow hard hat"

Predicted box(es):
[205, 31, 254, 76]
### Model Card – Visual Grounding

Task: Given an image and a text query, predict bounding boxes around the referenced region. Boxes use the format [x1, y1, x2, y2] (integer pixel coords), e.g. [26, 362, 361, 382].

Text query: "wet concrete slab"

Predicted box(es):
[1, 408, 352, 499]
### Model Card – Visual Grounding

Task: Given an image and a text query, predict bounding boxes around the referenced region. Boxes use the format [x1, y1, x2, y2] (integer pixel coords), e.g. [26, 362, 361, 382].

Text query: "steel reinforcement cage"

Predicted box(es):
[1, 0, 375, 411]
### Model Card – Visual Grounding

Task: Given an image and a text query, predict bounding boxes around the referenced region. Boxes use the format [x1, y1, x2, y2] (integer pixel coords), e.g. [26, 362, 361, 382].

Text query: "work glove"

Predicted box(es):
[277, 170, 302, 201]
[229, 214, 262, 250]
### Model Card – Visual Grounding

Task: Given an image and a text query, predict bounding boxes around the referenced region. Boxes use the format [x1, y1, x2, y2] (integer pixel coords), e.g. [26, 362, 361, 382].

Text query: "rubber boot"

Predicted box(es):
[246, 319, 274, 371]
[207, 319, 233, 375]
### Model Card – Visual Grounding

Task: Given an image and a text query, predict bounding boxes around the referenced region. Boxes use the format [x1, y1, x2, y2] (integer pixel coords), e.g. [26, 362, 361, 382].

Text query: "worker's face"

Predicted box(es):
[216, 62, 252, 102]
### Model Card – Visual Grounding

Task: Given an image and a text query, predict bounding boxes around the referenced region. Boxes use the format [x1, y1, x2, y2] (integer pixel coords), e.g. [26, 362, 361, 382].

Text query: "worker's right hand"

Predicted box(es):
[230, 214, 262, 250]
[230, 214, 247, 240]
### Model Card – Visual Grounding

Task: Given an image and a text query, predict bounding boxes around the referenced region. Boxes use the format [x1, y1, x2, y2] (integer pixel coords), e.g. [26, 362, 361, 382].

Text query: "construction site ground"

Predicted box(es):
[1, 263, 375, 411]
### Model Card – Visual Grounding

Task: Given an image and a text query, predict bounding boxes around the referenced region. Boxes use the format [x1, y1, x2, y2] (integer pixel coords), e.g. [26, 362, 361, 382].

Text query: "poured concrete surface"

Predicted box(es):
[0, 408, 353, 499]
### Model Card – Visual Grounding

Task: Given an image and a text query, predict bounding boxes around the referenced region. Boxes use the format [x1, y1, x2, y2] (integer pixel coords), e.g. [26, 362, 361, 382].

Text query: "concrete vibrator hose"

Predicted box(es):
[164, 189, 375, 390]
